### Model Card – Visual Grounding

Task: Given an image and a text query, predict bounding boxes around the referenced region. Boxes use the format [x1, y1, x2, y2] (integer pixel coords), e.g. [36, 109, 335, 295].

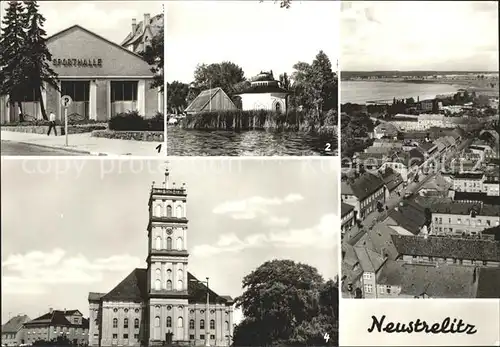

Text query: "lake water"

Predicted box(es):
[167, 127, 338, 156]
[341, 81, 460, 104]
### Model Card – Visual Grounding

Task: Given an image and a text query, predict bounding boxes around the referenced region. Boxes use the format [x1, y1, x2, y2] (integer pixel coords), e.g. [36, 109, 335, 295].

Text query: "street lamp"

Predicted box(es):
[190, 277, 210, 347]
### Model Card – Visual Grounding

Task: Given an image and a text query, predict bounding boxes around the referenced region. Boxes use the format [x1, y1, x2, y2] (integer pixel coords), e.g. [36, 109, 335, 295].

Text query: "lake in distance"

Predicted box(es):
[341, 80, 460, 104]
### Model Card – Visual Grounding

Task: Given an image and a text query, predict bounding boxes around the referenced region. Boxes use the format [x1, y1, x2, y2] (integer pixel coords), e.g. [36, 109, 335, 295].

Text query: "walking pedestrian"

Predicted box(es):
[47, 111, 57, 136]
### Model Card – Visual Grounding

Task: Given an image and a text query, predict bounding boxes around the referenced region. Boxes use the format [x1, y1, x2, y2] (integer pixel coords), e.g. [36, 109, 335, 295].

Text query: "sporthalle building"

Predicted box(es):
[0, 24, 163, 123]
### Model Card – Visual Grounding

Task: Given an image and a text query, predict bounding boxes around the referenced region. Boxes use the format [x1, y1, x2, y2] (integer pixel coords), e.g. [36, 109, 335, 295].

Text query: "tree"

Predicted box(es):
[0, 1, 28, 120]
[166, 81, 189, 113]
[233, 259, 337, 346]
[22, 0, 59, 120]
[142, 27, 164, 93]
[190, 61, 245, 97]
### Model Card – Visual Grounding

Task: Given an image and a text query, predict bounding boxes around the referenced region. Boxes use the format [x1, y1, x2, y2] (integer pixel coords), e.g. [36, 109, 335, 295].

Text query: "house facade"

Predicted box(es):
[0, 25, 162, 124]
[341, 173, 386, 221]
[235, 72, 288, 113]
[88, 169, 234, 347]
[1, 315, 31, 346]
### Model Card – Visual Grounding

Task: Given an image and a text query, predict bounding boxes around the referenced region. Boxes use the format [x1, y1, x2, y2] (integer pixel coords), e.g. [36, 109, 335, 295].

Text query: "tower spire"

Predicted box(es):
[164, 161, 170, 189]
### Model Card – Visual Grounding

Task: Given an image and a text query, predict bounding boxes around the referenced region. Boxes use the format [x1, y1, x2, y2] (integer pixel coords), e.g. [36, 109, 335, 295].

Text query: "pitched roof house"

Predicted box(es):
[122, 13, 164, 54]
[185, 88, 237, 114]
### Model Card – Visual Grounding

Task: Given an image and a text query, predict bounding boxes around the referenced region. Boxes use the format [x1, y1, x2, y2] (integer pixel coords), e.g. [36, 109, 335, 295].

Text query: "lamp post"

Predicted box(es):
[190, 277, 210, 347]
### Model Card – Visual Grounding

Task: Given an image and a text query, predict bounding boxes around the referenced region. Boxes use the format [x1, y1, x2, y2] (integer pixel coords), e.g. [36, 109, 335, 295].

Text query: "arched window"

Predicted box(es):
[176, 237, 183, 250]
[275, 102, 281, 113]
[167, 237, 172, 250]
[210, 320, 215, 330]
[177, 280, 183, 291]
[176, 205, 183, 218]
[155, 279, 161, 291]
[155, 236, 161, 250]
[166, 280, 172, 290]
[166, 317, 172, 328]
[154, 317, 160, 327]
[134, 319, 139, 329]
[167, 269, 172, 279]
[177, 317, 183, 328]
[189, 320, 195, 329]
[200, 320, 205, 329]
[124, 318, 128, 328]
[113, 318, 118, 328]
[155, 204, 162, 217]
[167, 205, 172, 217]
[225, 321, 229, 331]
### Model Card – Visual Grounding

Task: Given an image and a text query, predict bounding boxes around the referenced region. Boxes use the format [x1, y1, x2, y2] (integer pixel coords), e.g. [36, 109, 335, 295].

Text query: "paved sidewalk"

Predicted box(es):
[1, 131, 166, 156]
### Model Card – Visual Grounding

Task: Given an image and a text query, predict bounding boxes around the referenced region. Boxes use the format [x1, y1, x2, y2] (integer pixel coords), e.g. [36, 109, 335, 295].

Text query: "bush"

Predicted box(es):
[108, 111, 164, 131]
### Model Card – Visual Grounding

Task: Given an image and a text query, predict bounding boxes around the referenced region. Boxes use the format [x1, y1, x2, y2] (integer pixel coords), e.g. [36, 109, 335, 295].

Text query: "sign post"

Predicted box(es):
[61, 95, 73, 146]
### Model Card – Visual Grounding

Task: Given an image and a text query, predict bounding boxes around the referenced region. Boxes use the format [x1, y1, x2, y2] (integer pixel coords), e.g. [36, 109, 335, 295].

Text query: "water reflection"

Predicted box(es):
[167, 127, 338, 156]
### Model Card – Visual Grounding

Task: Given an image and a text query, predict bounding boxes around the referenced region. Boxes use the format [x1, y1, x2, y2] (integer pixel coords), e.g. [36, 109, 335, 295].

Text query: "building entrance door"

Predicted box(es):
[61, 81, 90, 120]
[165, 332, 173, 345]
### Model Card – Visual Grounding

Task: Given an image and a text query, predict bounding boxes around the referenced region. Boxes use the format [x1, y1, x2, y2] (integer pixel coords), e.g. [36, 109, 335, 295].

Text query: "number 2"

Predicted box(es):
[325, 143, 331, 151]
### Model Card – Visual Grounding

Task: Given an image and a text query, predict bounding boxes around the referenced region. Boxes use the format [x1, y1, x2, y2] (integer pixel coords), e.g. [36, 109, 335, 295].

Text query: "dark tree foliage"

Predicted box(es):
[142, 27, 164, 93]
[233, 260, 338, 346]
[166, 81, 189, 113]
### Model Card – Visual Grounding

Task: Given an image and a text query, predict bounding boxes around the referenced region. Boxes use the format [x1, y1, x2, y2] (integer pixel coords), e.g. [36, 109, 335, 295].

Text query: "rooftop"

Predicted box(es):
[2, 315, 30, 333]
[24, 311, 87, 328]
[386, 200, 426, 235]
[353, 246, 386, 273]
[391, 235, 500, 262]
[342, 172, 385, 201]
[453, 192, 500, 206]
[341, 202, 354, 217]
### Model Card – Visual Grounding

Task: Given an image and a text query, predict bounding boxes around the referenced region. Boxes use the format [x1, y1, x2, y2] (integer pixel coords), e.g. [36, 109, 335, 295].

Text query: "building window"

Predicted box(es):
[112, 334, 118, 339]
[111, 81, 137, 102]
[177, 279, 183, 291]
[155, 279, 161, 291]
[135, 309, 140, 313]
[386, 286, 392, 294]
[177, 237, 183, 250]
[178, 317, 184, 328]
[190, 335, 195, 340]
[155, 236, 161, 250]
[210, 335, 216, 340]
[167, 317, 172, 328]
[200, 335, 205, 340]
[364, 284, 372, 293]
[134, 334, 139, 339]
[200, 320, 205, 329]
[189, 319, 195, 329]
[61, 81, 89, 102]
[154, 317, 160, 328]
[363, 273, 371, 280]
[176, 205, 183, 218]
[225, 321, 229, 331]
[210, 320, 215, 329]
[167, 205, 172, 217]
[167, 280, 172, 290]
[123, 334, 128, 339]
[134, 319, 139, 329]
[113, 318, 118, 328]
[124, 318, 128, 329]
[275, 102, 281, 113]
[167, 237, 172, 250]
[124, 309, 129, 313]
[154, 204, 162, 217]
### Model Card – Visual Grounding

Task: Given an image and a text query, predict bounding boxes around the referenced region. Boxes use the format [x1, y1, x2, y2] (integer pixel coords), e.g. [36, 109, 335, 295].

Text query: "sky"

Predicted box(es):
[1, 158, 339, 325]
[166, 1, 339, 83]
[0, 1, 163, 44]
[341, 1, 499, 71]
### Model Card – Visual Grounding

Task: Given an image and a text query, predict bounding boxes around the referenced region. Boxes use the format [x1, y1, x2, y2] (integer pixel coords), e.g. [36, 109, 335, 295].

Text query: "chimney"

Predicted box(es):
[144, 13, 151, 26]
[132, 18, 137, 34]
[49, 308, 53, 314]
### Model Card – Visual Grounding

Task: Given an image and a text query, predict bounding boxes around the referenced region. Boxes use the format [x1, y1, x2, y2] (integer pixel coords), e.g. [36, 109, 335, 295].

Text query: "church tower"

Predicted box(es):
[146, 164, 190, 345]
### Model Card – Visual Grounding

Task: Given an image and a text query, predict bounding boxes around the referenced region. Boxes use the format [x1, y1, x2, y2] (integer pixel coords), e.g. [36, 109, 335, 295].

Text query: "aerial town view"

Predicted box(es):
[1, 159, 339, 346]
[340, 1, 500, 299]
[165, 1, 339, 156]
[0, 1, 165, 156]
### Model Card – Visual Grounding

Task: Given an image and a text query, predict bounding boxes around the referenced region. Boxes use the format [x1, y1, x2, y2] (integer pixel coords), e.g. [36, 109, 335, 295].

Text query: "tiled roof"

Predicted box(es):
[2, 315, 30, 333]
[431, 202, 480, 215]
[377, 261, 476, 298]
[353, 246, 386, 273]
[374, 123, 398, 134]
[453, 173, 484, 179]
[380, 168, 403, 192]
[419, 142, 436, 152]
[101, 268, 148, 303]
[482, 226, 500, 241]
[356, 223, 399, 260]
[99, 268, 233, 305]
[88, 292, 106, 302]
[346, 173, 385, 201]
[391, 235, 500, 262]
[341, 202, 354, 217]
[121, 13, 164, 47]
[386, 200, 426, 235]
[25, 310, 84, 327]
[453, 192, 500, 206]
[476, 267, 500, 298]
[185, 88, 236, 113]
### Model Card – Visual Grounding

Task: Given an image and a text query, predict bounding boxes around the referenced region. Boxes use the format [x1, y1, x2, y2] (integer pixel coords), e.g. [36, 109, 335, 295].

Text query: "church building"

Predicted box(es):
[235, 71, 289, 114]
[88, 169, 234, 347]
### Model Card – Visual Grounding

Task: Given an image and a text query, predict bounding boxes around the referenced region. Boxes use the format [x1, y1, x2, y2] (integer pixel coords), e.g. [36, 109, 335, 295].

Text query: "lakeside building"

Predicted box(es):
[185, 88, 237, 114]
[235, 72, 289, 113]
[0, 25, 163, 124]
[22, 309, 89, 345]
[88, 169, 234, 347]
[1, 315, 31, 346]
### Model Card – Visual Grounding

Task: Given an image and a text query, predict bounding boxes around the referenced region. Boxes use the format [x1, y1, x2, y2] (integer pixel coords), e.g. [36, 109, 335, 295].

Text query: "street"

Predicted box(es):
[1, 140, 84, 156]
